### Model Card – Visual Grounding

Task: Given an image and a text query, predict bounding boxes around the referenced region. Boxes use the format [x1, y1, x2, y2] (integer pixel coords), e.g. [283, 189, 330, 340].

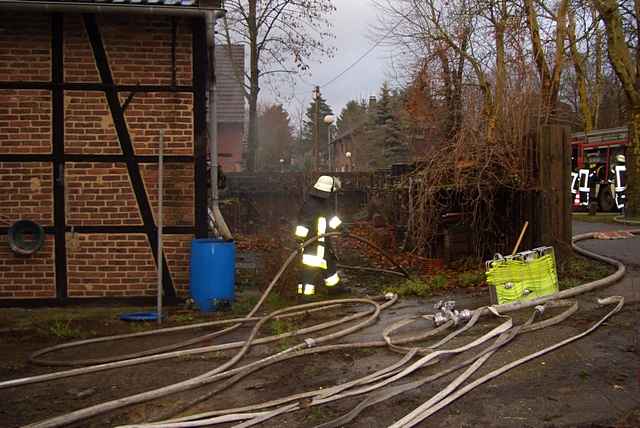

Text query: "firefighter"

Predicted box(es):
[294, 176, 344, 296]
[609, 154, 625, 182]
[610, 154, 627, 209]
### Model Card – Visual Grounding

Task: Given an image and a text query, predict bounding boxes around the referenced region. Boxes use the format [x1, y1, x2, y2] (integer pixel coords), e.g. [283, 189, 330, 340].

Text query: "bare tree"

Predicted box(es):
[568, 6, 594, 130]
[221, 0, 335, 172]
[523, 0, 570, 124]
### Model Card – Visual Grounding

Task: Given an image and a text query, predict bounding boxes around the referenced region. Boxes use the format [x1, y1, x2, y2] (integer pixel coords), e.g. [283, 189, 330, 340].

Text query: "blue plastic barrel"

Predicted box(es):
[190, 239, 236, 312]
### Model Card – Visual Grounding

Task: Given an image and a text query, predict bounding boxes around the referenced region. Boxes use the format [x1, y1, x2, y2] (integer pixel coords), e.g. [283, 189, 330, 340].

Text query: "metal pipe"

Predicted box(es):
[157, 129, 164, 325]
[205, 9, 233, 240]
[0, 1, 217, 17]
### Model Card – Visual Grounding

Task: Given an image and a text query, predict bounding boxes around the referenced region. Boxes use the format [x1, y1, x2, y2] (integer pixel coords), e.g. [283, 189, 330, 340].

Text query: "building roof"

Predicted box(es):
[1, 0, 228, 10]
[14, 0, 199, 5]
[216, 44, 246, 124]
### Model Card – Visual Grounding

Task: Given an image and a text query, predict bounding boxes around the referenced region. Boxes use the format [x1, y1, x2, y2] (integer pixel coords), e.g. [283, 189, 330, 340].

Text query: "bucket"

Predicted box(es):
[189, 239, 236, 312]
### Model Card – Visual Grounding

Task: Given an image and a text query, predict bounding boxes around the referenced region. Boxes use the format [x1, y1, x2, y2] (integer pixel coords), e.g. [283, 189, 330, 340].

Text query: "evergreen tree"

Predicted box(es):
[370, 82, 409, 168]
[301, 94, 334, 169]
[337, 100, 367, 132]
[256, 104, 295, 171]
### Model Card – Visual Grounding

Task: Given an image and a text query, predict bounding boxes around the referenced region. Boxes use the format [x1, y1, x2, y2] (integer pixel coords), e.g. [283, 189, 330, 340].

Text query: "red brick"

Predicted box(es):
[99, 15, 192, 86]
[0, 90, 52, 154]
[0, 162, 53, 225]
[0, 13, 50, 81]
[0, 235, 55, 299]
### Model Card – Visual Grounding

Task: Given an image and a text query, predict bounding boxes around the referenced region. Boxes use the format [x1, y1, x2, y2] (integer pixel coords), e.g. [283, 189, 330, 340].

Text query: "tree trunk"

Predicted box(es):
[568, 10, 593, 131]
[593, 10, 604, 127]
[452, 36, 467, 136]
[524, 0, 568, 125]
[627, 109, 640, 217]
[495, 22, 506, 118]
[435, 46, 455, 137]
[245, 0, 259, 172]
[247, 90, 258, 171]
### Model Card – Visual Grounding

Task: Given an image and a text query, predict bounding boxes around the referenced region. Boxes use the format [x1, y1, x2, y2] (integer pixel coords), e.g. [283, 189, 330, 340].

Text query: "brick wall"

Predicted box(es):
[140, 163, 194, 226]
[64, 91, 120, 154]
[64, 15, 100, 83]
[124, 92, 194, 156]
[99, 15, 192, 86]
[0, 161, 55, 298]
[65, 162, 142, 226]
[163, 235, 192, 295]
[0, 162, 53, 226]
[65, 233, 192, 297]
[0, 13, 50, 82]
[0, 12, 249, 301]
[67, 234, 156, 297]
[0, 236, 56, 299]
[0, 90, 52, 154]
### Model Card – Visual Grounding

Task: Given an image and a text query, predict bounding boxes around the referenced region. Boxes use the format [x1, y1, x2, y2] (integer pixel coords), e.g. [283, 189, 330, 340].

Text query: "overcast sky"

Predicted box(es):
[262, 0, 393, 126]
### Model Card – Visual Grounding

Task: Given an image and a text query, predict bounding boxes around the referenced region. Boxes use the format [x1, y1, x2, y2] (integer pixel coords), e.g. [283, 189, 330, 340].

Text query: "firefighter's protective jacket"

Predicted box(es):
[294, 194, 342, 295]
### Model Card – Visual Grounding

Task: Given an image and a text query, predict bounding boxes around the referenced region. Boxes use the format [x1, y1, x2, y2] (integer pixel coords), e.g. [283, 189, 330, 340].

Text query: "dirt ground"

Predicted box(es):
[1, 224, 639, 427]
[1, 286, 639, 427]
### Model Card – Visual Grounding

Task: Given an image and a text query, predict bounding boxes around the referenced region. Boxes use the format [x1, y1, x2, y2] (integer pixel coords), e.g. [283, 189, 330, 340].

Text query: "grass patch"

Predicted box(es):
[268, 318, 298, 351]
[48, 319, 84, 339]
[269, 318, 297, 336]
[457, 271, 486, 288]
[265, 293, 292, 310]
[558, 253, 616, 290]
[228, 289, 297, 318]
[305, 406, 328, 424]
[171, 313, 196, 324]
[385, 275, 449, 297]
[230, 294, 260, 316]
[127, 321, 156, 333]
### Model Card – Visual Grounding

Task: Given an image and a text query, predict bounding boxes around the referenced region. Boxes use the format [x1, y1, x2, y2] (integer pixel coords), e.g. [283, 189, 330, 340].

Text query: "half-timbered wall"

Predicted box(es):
[0, 12, 210, 302]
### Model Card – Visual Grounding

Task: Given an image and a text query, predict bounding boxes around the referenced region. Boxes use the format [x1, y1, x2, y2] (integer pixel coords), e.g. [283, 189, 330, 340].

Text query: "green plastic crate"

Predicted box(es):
[486, 247, 559, 305]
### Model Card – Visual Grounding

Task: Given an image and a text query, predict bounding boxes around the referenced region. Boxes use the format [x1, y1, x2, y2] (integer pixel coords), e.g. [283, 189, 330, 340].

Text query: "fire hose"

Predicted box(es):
[2, 230, 637, 427]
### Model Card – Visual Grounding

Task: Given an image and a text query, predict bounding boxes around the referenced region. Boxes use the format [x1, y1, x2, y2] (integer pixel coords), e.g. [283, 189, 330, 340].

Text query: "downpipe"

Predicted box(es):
[205, 9, 233, 240]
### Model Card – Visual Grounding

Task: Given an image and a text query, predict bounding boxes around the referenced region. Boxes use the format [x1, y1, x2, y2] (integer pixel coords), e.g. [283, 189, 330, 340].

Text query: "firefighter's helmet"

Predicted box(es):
[313, 176, 341, 194]
[615, 154, 626, 164]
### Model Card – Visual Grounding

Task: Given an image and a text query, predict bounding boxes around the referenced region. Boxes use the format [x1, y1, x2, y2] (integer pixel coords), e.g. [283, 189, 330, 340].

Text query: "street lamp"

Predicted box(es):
[279, 158, 285, 173]
[345, 151, 352, 172]
[323, 115, 336, 172]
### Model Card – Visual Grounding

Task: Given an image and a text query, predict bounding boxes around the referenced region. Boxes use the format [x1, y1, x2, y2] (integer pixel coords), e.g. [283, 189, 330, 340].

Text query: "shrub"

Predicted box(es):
[457, 271, 486, 288]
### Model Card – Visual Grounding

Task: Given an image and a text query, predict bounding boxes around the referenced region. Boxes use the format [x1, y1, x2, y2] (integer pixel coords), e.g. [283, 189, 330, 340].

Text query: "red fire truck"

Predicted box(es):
[570, 127, 627, 211]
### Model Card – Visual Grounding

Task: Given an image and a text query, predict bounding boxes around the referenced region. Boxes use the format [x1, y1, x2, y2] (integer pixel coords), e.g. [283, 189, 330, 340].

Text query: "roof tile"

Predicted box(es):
[18, 0, 199, 6]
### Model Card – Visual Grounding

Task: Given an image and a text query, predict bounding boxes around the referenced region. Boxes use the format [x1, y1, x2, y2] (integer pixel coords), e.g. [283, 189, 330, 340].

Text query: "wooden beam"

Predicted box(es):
[52, 12, 68, 301]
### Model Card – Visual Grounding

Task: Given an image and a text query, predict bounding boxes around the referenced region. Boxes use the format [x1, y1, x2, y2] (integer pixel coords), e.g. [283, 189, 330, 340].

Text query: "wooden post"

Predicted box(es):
[314, 86, 321, 172]
[538, 125, 572, 256]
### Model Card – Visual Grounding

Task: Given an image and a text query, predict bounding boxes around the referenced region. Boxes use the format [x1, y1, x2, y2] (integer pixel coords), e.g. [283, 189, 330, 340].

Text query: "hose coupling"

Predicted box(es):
[432, 301, 472, 327]
[433, 312, 448, 326]
[434, 300, 456, 311]
[304, 338, 317, 348]
[534, 305, 545, 314]
[385, 292, 396, 300]
[459, 309, 473, 322]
